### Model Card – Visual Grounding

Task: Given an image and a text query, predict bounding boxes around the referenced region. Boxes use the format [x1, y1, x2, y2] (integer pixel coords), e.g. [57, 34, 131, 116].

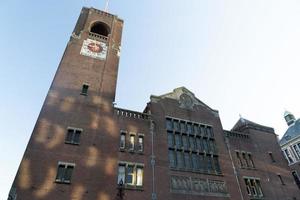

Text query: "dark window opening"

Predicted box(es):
[81, 84, 89, 95]
[278, 174, 285, 185]
[90, 22, 110, 36]
[292, 171, 300, 189]
[65, 128, 81, 145]
[269, 152, 275, 162]
[55, 163, 74, 183]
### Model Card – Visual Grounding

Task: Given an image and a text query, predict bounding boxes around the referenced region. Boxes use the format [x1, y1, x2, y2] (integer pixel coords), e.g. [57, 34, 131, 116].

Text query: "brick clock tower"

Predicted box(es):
[8, 7, 126, 200]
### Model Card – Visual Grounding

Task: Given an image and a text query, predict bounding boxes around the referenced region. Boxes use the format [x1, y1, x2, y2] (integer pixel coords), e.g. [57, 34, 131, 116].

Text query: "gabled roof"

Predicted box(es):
[150, 87, 219, 115]
[231, 117, 274, 134]
[279, 119, 300, 146]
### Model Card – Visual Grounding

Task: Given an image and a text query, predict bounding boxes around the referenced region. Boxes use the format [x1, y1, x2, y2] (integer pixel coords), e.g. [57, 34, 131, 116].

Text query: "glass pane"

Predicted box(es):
[66, 130, 73, 143]
[192, 153, 198, 170]
[196, 138, 203, 151]
[189, 137, 195, 151]
[213, 157, 221, 174]
[199, 154, 205, 172]
[56, 165, 65, 181]
[64, 166, 74, 182]
[167, 132, 174, 147]
[187, 123, 192, 134]
[129, 135, 135, 150]
[176, 151, 184, 168]
[74, 131, 81, 144]
[182, 135, 189, 149]
[166, 119, 173, 130]
[138, 136, 143, 151]
[126, 166, 134, 184]
[175, 134, 182, 148]
[180, 121, 186, 133]
[136, 167, 143, 186]
[174, 120, 180, 132]
[118, 165, 125, 184]
[207, 156, 213, 172]
[120, 134, 125, 148]
[184, 153, 191, 169]
[203, 139, 209, 152]
[169, 150, 176, 168]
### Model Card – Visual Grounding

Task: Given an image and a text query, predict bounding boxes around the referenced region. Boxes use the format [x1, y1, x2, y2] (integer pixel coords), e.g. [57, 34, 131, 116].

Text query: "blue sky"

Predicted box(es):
[1, 0, 300, 198]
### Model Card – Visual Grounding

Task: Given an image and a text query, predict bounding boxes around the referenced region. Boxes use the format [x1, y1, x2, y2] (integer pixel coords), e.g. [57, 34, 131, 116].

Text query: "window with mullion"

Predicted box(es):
[65, 128, 81, 145]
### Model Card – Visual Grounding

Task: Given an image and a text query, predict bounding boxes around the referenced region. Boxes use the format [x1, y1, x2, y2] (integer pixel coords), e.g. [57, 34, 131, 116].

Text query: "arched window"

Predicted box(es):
[90, 22, 110, 36]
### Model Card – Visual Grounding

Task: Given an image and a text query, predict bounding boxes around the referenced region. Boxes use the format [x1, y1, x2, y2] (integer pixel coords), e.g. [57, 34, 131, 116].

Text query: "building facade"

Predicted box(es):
[280, 111, 300, 189]
[8, 7, 300, 200]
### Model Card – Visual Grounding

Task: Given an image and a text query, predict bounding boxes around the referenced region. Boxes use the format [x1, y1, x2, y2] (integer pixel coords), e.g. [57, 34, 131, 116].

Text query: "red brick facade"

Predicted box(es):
[8, 7, 300, 200]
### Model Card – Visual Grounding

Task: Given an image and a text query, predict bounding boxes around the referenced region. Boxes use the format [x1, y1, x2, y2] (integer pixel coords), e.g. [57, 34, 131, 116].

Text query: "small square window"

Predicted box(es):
[55, 162, 75, 183]
[65, 128, 82, 145]
[81, 84, 89, 95]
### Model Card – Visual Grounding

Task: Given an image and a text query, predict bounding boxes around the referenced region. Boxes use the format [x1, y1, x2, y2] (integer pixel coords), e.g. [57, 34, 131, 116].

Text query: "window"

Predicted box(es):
[284, 149, 294, 163]
[292, 171, 300, 189]
[242, 152, 249, 167]
[136, 167, 143, 186]
[293, 145, 300, 159]
[55, 162, 75, 183]
[182, 135, 189, 149]
[184, 152, 191, 169]
[168, 132, 174, 147]
[278, 174, 285, 185]
[189, 137, 195, 151]
[176, 151, 184, 168]
[137, 135, 144, 152]
[248, 153, 255, 168]
[166, 118, 173, 130]
[244, 177, 263, 198]
[165, 118, 218, 175]
[117, 165, 125, 184]
[118, 163, 144, 187]
[126, 165, 134, 185]
[168, 150, 176, 168]
[90, 22, 110, 36]
[65, 128, 82, 145]
[81, 84, 89, 95]
[129, 134, 135, 151]
[175, 134, 182, 148]
[269, 152, 275, 162]
[236, 151, 243, 167]
[120, 132, 126, 149]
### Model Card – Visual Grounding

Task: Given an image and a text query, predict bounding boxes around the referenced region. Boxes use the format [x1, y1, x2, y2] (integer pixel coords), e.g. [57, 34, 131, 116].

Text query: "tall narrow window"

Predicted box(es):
[236, 151, 243, 167]
[168, 150, 176, 168]
[213, 156, 221, 174]
[192, 153, 199, 170]
[268, 152, 275, 162]
[187, 123, 192, 134]
[242, 152, 249, 167]
[180, 121, 186, 133]
[81, 84, 89, 95]
[174, 120, 180, 132]
[138, 135, 144, 152]
[199, 154, 205, 172]
[196, 137, 203, 152]
[176, 151, 184, 168]
[166, 118, 173, 130]
[250, 179, 257, 196]
[278, 174, 285, 185]
[167, 132, 174, 148]
[65, 128, 82, 145]
[129, 134, 135, 151]
[184, 152, 191, 169]
[293, 145, 300, 159]
[189, 137, 195, 151]
[136, 167, 143, 186]
[292, 171, 300, 189]
[207, 156, 213, 172]
[118, 165, 126, 184]
[248, 153, 255, 168]
[182, 135, 189, 149]
[55, 162, 75, 183]
[126, 165, 134, 185]
[245, 179, 251, 195]
[203, 139, 209, 152]
[175, 134, 182, 148]
[120, 132, 126, 149]
[284, 149, 294, 163]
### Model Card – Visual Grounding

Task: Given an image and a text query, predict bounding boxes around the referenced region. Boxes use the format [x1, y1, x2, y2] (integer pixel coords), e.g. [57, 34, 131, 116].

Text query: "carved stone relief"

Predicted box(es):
[170, 175, 229, 197]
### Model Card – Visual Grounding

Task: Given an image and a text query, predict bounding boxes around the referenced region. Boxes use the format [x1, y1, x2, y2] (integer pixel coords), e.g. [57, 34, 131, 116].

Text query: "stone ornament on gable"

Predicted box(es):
[179, 93, 194, 109]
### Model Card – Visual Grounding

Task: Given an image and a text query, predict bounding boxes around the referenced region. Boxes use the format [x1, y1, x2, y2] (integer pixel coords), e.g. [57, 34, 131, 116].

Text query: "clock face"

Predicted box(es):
[80, 39, 107, 60]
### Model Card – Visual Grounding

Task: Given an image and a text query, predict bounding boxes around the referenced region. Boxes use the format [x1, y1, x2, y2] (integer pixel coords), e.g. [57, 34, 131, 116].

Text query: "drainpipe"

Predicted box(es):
[224, 134, 244, 200]
[149, 115, 157, 200]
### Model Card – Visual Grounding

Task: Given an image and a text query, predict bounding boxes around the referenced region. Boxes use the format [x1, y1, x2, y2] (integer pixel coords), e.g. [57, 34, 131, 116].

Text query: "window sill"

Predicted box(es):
[65, 142, 80, 145]
[169, 167, 223, 176]
[80, 93, 88, 96]
[55, 180, 71, 184]
[122, 185, 144, 191]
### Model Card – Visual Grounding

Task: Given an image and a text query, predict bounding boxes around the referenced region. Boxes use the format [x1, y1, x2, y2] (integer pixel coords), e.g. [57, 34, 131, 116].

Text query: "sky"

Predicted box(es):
[1, 0, 300, 198]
